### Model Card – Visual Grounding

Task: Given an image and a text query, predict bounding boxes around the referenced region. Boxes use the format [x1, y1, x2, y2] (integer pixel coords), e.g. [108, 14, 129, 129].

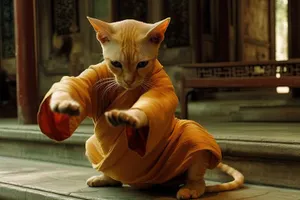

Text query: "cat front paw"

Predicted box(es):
[105, 109, 144, 128]
[50, 91, 81, 116]
[50, 99, 81, 116]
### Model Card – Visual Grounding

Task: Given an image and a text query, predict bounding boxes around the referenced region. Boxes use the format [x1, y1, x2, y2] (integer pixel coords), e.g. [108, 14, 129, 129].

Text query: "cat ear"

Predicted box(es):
[146, 17, 171, 44]
[87, 16, 112, 44]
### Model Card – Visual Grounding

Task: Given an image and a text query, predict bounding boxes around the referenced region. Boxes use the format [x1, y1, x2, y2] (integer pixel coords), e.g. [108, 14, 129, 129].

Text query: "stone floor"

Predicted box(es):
[0, 156, 300, 200]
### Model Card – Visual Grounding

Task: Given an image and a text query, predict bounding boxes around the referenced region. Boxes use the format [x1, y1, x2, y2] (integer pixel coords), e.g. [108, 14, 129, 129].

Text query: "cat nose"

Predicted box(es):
[124, 77, 134, 85]
[124, 79, 133, 85]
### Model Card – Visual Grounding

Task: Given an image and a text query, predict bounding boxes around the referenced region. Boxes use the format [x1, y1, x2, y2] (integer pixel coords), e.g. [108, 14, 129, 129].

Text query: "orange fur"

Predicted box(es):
[206, 162, 244, 192]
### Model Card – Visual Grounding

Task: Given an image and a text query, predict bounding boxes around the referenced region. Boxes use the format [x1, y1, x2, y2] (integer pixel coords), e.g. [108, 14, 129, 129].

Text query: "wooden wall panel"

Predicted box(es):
[243, 0, 270, 61]
[236, 0, 275, 61]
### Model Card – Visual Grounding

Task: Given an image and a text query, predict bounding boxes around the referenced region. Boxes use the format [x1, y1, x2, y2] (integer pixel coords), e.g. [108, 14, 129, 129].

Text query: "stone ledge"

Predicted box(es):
[231, 105, 300, 122]
[1, 125, 300, 160]
[219, 140, 300, 160]
[0, 127, 90, 167]
[0, 128, 90, 144]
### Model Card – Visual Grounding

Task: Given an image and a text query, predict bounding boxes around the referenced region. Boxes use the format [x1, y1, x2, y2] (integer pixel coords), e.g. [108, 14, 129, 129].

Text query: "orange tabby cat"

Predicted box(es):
[37, 17, 244, 199]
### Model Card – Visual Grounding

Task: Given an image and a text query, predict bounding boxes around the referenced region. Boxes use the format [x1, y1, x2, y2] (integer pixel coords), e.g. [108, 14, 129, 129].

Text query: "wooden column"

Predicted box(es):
[269, 0, 276, 60]
[14, 0, 38, 124]
[148, 0, 164, 23]
[288, 0, 300, 59]
[236, 0, 244, 61]
[288, 0, 300, 98]
[216, 0, 230, 62]
[190, 0, 202, 63]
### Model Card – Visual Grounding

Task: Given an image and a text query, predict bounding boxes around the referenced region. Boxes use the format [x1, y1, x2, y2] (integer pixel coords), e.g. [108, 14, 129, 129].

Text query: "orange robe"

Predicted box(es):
[37, 60, 222, 185]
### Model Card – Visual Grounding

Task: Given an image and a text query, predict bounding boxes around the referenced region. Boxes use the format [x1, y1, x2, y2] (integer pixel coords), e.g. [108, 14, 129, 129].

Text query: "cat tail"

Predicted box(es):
[205, 162, 244, 193]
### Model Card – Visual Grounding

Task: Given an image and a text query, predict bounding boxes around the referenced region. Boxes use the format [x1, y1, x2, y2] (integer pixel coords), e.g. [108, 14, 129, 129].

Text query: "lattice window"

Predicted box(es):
[189, 63, 300, 79]
[1, 0, 15, 58]
[116, 0, 148, 22]
[164, 0, 190, 48]
[52, 0, 80, 35]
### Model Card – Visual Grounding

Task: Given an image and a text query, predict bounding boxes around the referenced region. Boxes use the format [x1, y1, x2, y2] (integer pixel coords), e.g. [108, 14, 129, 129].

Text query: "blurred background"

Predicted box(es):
[0, 0, 298, 123]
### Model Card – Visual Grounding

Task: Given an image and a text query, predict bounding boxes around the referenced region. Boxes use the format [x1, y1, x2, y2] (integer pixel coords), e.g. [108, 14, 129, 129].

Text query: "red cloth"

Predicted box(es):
[126, 126, 149, 156]
[38, 97, 71, 141]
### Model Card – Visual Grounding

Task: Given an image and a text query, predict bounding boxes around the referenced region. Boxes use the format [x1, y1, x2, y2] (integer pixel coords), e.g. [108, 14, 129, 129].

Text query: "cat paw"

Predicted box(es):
[50, 99, 81, 116]
[105, 109, 143, 128]
[176, 180, 205, 199]
[86, 174, 122, 187]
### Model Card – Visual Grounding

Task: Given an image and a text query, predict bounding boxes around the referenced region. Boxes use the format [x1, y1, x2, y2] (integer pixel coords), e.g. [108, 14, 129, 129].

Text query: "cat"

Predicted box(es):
[40, 17, 244, 200]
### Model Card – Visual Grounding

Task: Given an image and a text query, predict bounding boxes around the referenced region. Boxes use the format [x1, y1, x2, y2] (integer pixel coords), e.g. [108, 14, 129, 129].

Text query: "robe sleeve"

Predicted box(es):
[37, 63, 108, 141]
[131, 69, 178, 155]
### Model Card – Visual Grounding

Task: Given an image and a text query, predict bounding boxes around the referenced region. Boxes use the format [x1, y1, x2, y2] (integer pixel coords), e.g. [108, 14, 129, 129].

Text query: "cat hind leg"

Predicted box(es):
[176, 150, 210, 199]
[85, 135, 122, 187]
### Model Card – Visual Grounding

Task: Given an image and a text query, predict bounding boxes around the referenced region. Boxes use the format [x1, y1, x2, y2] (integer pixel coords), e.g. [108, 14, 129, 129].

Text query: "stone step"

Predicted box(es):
[202, 122, 300, 190]
[0, 122, 299, 190]
[1, 156, 300, 200]
[0, 125, 91, 167]
[231, 105, 300, 122]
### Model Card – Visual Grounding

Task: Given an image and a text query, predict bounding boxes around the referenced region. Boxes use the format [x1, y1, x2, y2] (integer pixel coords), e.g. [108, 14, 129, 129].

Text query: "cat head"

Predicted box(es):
[87, 17, 170, 90]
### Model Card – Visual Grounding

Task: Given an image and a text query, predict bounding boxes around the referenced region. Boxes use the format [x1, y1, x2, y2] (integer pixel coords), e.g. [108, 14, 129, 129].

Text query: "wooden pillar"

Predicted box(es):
[190, 0, 202, 63]
[216, 0, 230, 62]
[236, 0, 244, 61]
[269, 0, 276, 60]
[148, 0, 164, 23]
[288, 0, 300, 59]
[288, 0, 300, 98]
[14, 0, 38, 124]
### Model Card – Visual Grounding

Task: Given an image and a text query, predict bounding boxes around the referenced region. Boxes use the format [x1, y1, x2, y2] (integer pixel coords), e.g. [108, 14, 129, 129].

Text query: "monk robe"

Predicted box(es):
[38, 60, 222, 185]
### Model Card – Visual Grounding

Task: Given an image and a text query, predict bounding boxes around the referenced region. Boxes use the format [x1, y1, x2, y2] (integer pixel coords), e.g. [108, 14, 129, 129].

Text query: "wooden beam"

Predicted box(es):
[181, 58, 300, 68]
[14, 0, 38, 124]
[184, 77, 300, 88]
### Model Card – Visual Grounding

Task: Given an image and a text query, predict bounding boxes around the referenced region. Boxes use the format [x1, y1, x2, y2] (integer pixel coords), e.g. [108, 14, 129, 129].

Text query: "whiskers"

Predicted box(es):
[93, 76, 154, 100]
[94, 77, 120, 101]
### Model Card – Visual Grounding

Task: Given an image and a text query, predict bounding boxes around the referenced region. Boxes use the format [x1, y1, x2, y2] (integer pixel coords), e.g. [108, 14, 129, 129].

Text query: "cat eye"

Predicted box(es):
[111, 61, 122, 68]
[137, 61, 149, 68]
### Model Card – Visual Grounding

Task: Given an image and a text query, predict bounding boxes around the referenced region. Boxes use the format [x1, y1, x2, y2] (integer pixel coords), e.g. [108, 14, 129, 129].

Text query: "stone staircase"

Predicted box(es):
[0, 119, 299, 192]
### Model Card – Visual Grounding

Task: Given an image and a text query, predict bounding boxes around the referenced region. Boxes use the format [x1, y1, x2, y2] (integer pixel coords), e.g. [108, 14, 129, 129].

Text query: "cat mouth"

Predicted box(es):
[122, 82, 141, 90]
[123, 85, 136, 90]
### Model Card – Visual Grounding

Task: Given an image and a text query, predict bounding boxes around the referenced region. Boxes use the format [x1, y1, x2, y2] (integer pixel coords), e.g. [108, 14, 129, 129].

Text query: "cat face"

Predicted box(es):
[88, 17, 170, 90]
